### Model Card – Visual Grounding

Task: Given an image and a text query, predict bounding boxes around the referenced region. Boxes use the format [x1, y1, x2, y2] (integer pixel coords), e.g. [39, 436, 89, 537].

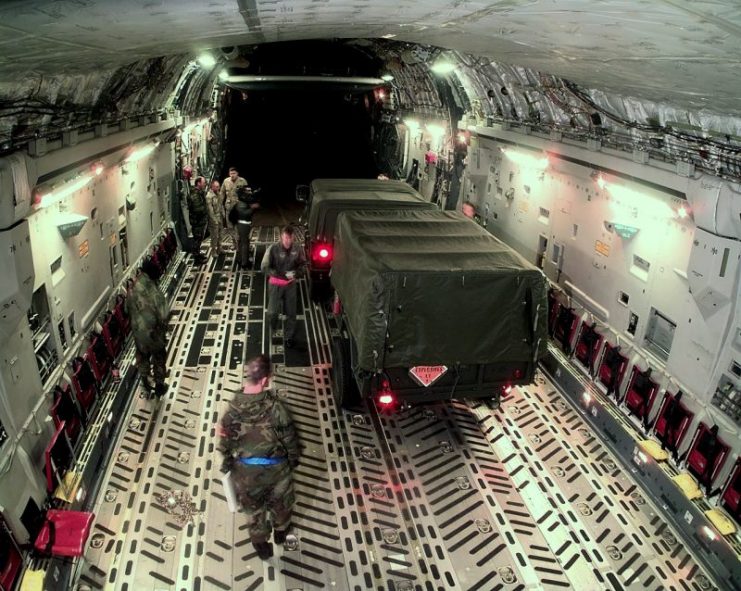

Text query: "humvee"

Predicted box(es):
[330, 209, 549, 408]
[297, 179, 437, 300]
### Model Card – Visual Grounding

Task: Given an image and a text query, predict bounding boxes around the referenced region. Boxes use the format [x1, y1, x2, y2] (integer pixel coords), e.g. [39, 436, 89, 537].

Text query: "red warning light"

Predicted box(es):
[379, 393, 394, 405]
[311, 242, 333, 266]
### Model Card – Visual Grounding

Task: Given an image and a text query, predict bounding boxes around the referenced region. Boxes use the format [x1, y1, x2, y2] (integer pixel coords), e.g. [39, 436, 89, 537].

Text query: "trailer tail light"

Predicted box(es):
[311, 242, 333, 266]
[378, 380, 395, 407]
[378, 393, 394, 405]
[513, 368, 524, 380]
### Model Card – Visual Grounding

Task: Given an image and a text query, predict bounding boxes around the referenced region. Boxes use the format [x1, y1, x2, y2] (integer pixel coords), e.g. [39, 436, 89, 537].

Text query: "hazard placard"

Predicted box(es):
[409, 365, 448, 387]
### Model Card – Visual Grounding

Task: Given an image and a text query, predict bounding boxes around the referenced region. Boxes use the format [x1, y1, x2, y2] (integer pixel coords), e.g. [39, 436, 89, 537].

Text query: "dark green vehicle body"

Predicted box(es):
[304, 179, 437, 299]
[330, 209, 549, 405]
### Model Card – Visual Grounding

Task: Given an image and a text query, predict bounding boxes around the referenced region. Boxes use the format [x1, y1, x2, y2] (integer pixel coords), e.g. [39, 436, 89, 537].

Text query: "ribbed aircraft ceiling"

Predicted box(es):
[0, 0, 739, 116]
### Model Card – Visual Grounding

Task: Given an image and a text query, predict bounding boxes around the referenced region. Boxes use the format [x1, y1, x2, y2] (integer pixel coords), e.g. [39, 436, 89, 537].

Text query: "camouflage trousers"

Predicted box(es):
[232, 461, 295, 544]
[135, 345, 166, 388]
[208, 216, 223, 254]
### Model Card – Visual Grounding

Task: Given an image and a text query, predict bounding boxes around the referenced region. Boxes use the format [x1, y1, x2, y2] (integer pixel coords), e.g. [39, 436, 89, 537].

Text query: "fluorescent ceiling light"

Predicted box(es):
[426, 124, 446, 138]
[381, 74, 394, 82]
[218, 70, 229, 81]
[126, 142, 159, 163]
[197, 53, 216, 68]
[37, 175, 93, 208]
[502, 148, 549, 170]
[430, 61, 456, 75]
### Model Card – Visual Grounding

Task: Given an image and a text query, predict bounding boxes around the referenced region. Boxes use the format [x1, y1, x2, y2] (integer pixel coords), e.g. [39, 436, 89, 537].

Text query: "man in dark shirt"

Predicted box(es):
[261, 226, 307, 348]
[229, 185, 259, 269]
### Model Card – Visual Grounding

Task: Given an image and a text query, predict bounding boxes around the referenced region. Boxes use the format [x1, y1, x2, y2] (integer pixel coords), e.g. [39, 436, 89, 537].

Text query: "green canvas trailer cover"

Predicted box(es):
[331, 209, 549, 372]
[307, 179, 435, 241]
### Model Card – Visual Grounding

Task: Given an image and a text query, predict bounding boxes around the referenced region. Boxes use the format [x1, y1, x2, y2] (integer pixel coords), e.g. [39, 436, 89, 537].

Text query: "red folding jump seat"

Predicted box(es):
[574, 322, 603, 376]
[101, 309, 124, 358]
[652, 391, 693, 462]
[33, 510, 94, 558]
[113, 293, 130, 336]
[622, 366, 659, 431]
[720, 458, 741, 526]
[597, 343, 628, 399]
[552, 306, 578, 356]
[685, 423, 730, 497]
[71, 357, 98, 419]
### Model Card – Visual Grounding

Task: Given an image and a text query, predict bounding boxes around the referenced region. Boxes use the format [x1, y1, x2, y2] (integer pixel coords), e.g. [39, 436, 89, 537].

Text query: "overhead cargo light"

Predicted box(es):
[602, 180, 675, 220]
[501, 148, 549, 170]
[36, 175, 93, 208]
[197, 53, 217, 68]
[426, 124, 446, 138]
[404, 119, 420, 132]
[381, 74, 394, 82]
[218, 69, 229, 81]
[430, 61, 456, 75]
[125, 142, 159, 163]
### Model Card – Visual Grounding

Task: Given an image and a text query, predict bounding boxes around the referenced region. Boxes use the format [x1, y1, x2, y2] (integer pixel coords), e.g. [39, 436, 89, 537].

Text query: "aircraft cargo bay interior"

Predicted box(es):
[65, 234, 723, 591]
[0, 3, 741, 591]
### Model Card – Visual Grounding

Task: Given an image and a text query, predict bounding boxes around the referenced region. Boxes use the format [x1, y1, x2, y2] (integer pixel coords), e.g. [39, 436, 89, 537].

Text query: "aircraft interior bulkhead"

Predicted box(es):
[0, 2, 740, 590]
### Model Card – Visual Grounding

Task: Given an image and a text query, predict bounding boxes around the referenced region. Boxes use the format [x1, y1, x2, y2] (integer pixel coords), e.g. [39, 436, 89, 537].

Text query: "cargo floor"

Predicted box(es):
[77, 229, 715, 591]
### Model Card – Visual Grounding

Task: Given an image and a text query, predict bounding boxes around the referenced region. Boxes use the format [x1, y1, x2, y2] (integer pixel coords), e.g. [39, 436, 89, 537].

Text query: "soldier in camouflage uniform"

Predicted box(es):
[126, 259, 169, 398]
[219, 166, 249, 250]
[205, 179, 224, 256]
[218, 355, 300, 559]
[187, 176, 209, 264]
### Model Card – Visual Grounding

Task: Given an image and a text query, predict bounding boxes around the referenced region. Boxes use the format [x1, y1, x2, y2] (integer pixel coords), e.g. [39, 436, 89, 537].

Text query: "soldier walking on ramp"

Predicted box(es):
[126, 259, 169, 398]
[218, 355, 300, 559]
[219, 166, 249, 250]
[261, 225, 306, 348]
[205, 179, 225, 256]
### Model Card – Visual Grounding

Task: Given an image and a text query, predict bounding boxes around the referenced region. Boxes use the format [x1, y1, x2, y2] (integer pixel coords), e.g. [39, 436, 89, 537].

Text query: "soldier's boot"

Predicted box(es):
[154, 382, 168, 399]
[140, 376, 155, 394]
[253, 541, 273, 559]
[274, 529, 288, 544]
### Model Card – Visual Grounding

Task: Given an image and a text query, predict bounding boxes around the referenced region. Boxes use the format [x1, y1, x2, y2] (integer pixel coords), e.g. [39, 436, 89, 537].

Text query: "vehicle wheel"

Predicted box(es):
[331, 336, 360, 408]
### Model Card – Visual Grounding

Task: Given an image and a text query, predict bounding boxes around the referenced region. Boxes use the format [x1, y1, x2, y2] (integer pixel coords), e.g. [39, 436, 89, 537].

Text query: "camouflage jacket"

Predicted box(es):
[205, 189, 224, 223]
[219, 176, 249, 218]
[125, 274, 169, 352]
[219, 390, 299, 463]
[187, 186, 209, 224]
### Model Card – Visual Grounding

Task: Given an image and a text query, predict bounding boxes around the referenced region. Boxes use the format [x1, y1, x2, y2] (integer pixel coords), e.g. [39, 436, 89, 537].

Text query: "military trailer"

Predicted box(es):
[300, 179, 437, 300]
[330, 209, 549, 407]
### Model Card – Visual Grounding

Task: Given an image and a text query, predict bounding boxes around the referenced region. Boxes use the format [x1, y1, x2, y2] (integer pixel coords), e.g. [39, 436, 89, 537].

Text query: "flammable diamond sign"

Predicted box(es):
[409, 365, 448, 387]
